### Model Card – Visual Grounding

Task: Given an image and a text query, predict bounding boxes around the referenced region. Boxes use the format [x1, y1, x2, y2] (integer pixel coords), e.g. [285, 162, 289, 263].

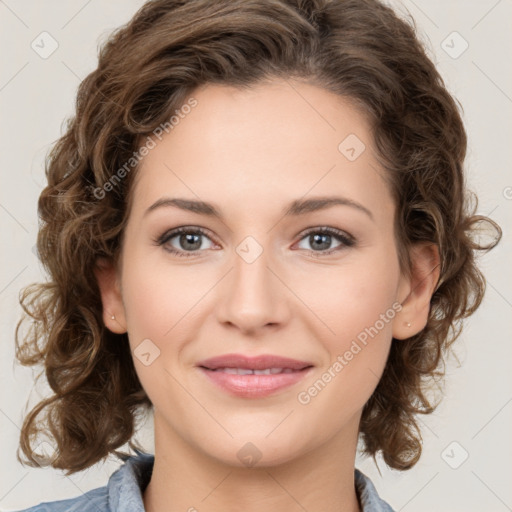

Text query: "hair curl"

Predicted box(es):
[15, 0, 501, 475]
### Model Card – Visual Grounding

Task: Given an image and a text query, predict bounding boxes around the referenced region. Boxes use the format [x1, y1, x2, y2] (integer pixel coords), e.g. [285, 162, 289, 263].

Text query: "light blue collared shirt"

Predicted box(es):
[14, 450, 395, 511]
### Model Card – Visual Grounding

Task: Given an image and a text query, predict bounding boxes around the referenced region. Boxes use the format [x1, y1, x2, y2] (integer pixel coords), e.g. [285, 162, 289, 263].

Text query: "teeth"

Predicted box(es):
[215, 367, 290, 375]
[222, 368, 241, 374]
[254, 369, 271, 375]
[220, 368, 253, 375]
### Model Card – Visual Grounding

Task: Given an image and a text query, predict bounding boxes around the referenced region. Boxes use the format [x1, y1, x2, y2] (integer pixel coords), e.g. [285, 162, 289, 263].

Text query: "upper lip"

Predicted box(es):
[197, 354, 313, 371]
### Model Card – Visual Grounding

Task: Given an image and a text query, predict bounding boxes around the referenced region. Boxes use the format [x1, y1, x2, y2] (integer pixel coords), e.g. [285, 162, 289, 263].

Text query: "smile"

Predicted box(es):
[196, 353, 314, 398]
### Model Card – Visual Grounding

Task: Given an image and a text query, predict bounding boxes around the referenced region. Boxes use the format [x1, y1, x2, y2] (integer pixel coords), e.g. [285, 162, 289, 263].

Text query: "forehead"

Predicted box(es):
[130, 78, 394, 223]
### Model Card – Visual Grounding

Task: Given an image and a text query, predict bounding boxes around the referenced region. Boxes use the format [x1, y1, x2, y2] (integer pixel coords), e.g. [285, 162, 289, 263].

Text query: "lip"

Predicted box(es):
[197, 353, 313, 371]
[196, 353, 314, 398]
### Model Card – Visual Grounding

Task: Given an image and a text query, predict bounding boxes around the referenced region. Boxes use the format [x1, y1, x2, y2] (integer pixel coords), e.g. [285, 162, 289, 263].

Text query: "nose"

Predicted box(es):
[215, 239, 290, 335]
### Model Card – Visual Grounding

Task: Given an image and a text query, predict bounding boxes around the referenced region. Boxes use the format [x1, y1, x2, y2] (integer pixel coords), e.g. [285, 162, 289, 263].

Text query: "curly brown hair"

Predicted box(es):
[15, 0, 501, 475]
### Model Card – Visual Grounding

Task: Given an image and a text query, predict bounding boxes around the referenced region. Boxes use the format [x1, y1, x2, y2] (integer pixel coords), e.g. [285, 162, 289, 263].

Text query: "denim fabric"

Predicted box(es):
[15, 450, 395, 511]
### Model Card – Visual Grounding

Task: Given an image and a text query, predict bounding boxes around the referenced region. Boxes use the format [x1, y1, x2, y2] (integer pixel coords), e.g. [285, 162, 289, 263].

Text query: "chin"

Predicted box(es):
[197, 431, 312, 470]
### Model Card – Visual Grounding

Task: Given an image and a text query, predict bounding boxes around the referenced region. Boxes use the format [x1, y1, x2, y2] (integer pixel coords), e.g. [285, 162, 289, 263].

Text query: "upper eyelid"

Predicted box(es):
[160, 226, 216, 242]
[300, 226, 354, 240]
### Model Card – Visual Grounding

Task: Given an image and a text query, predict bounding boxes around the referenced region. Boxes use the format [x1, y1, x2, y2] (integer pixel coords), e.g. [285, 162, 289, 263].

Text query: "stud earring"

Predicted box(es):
[111, 315, 115, 320]
[406, 322, 411, 327]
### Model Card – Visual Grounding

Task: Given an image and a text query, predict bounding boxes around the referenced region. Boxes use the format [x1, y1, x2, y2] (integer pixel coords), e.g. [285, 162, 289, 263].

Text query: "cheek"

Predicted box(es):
[304, 253, 400, 342]
[301, 253, 399, 392]
[120, 252, 205, 344]
[119, 258, 199, 404]
[296, 285, 398, 427]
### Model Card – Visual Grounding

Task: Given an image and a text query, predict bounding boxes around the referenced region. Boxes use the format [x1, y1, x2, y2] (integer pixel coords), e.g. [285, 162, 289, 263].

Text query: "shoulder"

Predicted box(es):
[12, 450, 155, 512]
[11, 485, 108, 512]
[355, 468, 396, 512]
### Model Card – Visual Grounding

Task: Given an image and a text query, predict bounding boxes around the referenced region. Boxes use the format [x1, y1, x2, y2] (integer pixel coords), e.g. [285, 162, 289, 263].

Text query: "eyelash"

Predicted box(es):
[154, 226, 356, 258]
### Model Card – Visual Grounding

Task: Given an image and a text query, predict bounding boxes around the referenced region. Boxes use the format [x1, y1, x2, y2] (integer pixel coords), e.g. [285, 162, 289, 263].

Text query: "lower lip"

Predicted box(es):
[198, 367, 313, 398]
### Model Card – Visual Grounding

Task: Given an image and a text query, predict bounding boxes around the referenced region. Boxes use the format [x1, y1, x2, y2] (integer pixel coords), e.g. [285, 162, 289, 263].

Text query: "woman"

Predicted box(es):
[14, 0, 501, 511]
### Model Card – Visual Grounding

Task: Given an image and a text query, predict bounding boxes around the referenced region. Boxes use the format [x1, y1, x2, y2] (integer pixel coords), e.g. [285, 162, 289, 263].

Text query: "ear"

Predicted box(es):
[393, 243, 440, 340]
[93, 257, 127, 334]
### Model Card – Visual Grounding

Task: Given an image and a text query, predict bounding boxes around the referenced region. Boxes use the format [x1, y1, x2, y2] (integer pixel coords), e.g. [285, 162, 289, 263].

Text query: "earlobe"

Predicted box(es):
[393, 243, 440, 340]
[93, 257, 127, 334]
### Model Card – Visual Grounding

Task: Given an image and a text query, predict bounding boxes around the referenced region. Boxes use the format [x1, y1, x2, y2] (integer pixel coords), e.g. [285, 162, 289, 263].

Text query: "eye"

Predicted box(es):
[295, 227, 355, 256]
[155, 226, 217, 257]
[154, 225, 356, 258]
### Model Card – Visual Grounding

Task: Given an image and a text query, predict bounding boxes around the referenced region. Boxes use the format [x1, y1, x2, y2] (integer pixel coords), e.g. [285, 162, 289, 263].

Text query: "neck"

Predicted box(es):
[143, 411, 362, 512]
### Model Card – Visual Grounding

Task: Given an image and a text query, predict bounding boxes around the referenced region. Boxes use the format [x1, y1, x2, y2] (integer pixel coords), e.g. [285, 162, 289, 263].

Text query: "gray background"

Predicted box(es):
[1, 0, 511, 510]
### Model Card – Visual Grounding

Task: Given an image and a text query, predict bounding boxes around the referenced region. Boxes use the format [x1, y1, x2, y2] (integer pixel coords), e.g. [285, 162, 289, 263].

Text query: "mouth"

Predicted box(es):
[196, 354, 314, 398]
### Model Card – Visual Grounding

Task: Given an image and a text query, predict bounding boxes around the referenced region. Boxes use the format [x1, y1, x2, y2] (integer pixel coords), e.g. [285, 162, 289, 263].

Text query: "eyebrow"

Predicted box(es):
[144, 195, 374, 221]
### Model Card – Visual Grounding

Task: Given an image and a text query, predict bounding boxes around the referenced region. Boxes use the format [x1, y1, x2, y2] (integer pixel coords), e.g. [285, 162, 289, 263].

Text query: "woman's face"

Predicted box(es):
[102, 78, 414, 467]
